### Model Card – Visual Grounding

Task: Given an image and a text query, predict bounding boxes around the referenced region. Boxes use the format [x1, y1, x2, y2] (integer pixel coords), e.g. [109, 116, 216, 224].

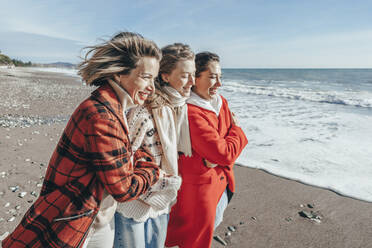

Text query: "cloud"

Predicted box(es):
[0, 0, 98, 42]
[1, 0, 371, 67]
[0, 31, 85, 63]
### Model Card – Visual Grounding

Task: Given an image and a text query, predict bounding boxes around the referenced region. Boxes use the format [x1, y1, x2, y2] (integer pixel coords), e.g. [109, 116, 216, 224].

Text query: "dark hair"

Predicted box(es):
[157, 43, 194, 86]
[195, 52, 220, 78]
[78, 31, 161, 86]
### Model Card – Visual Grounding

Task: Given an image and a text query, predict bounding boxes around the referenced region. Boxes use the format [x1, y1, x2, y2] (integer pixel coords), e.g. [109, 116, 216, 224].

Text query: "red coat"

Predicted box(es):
[166, 95, 248, 248]
[2, 84, 159, 248]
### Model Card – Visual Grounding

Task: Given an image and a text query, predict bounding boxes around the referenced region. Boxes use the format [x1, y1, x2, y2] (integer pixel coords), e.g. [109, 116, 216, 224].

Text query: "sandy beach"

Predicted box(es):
[1, 67, 372, 248]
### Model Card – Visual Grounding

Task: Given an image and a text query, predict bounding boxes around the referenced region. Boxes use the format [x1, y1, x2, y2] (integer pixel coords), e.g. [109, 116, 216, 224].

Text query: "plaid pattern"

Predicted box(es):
[2, 84, 159, 248]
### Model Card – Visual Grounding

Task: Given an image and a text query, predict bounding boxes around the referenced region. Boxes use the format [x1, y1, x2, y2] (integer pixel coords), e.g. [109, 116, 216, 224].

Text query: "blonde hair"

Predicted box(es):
[157, 43, 194, 86]
[78, 32, 161, 86]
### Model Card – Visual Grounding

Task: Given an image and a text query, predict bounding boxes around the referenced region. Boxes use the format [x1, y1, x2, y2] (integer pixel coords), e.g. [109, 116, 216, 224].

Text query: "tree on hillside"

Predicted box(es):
[0, 54, 13, 65]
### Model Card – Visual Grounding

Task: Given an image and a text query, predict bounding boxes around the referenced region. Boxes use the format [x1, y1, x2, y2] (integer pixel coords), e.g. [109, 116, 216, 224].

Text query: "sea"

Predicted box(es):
[221, 68, 372, 203]
[34, 67, 372, 202]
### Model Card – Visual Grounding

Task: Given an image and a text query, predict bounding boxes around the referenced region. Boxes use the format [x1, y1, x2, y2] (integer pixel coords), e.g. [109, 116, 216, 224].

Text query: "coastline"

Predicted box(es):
[212, 165, 372, 248]
[1, 68, 372, 247]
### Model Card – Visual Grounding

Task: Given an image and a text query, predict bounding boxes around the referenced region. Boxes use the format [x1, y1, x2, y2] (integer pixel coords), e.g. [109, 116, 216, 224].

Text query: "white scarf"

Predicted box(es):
[187, 91, 223, 116]
[148, 85, 192, 175]
[108, 79, 136, 128]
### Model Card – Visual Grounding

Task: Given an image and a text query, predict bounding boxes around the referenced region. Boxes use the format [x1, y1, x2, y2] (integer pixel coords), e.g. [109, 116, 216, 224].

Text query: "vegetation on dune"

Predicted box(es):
[0, 53, 13, 65]
[0, 50, 33, 67]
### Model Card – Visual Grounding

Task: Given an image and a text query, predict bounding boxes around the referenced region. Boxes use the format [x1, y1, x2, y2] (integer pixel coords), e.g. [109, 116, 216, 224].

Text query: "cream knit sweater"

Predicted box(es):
[116, 104, 182, 222]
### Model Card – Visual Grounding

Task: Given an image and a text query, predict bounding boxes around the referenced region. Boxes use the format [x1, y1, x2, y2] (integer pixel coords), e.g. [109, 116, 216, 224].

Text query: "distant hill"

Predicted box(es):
[0, 53, 31, 67]
[0, 51, 76, 68]
[46, 62, 76, 68]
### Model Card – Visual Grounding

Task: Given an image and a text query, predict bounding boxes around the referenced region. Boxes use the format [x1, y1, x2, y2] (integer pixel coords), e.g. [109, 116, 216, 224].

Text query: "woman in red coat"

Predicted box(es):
[2, 32, 161, 248]
[166, 52, 248, 248]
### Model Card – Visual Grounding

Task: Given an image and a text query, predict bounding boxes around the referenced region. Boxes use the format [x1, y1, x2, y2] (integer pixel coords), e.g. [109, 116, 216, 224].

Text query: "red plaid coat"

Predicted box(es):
[2, 84, 159, 248]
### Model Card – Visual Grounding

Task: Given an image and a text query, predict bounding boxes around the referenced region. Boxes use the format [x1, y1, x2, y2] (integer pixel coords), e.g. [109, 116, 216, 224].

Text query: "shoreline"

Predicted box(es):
[235, 164, 372, 204]
[212, 165, 372, 248]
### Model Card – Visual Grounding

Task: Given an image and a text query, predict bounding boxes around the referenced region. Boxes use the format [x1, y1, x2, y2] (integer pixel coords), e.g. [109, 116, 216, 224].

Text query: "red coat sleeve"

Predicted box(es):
[85, 116, 159, 202]
[188, 106, 248, 166]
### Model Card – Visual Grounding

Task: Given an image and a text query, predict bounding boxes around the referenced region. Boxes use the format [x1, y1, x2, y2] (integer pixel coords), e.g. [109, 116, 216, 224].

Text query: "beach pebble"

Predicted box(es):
[7, 209, 17, 215]
[227, 226, 236, 232]
[213, 235, 227, 246]
[298, 210, 323, 223]
[9, 186, 19, 192]
[312, 218, 322, 224]
[18, 191, 27, 198]
[7, 216, 15, 222]
[0, 232, 10, 241]
[299, 210, 312, 218]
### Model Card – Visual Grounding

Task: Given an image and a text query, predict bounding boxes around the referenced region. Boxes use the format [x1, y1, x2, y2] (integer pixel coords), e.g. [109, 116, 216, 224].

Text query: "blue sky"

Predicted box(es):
[0, 0, 371, 68]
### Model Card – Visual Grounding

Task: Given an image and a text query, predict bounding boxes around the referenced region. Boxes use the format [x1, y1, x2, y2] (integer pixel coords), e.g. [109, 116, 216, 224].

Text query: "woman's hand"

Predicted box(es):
[204, 159, 218, 168]
[231, 112, 240, 126]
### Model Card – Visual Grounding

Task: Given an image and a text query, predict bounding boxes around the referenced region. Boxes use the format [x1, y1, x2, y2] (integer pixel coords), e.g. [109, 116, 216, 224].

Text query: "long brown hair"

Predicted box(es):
[78, 32, 161, 86]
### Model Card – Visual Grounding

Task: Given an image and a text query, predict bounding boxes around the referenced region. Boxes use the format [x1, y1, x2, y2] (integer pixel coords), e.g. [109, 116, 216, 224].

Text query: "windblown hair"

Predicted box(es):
[195, 52, 220, 78]
[157, 43, 195, 86]
[78, 32, 161, 86]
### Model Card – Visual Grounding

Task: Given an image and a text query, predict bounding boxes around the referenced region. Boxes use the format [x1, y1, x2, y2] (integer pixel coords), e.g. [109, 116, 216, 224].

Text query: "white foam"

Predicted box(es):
[221, 80, 372, 202]
[31, 67, 79, 77]
[223, 80, 372, 108]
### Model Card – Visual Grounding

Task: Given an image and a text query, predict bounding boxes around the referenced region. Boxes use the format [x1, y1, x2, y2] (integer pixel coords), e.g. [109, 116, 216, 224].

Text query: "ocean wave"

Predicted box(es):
[31, 67, 79, 77]
[223, 81, 372, 109]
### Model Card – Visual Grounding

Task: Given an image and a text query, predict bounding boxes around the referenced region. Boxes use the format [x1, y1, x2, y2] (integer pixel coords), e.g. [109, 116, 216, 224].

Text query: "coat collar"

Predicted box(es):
[90, 83, 129, 134]
[187, 91, 223, 116]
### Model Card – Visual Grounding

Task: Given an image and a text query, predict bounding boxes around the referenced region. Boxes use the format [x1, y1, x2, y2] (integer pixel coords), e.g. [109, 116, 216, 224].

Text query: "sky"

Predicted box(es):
[0, 0, 371, 68]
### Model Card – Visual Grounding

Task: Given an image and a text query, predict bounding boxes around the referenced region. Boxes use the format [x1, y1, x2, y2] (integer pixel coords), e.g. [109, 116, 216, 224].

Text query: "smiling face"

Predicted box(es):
[117, 56, 159, 105]
[193, 61, 222, 100]
[161, 59, 196, 97]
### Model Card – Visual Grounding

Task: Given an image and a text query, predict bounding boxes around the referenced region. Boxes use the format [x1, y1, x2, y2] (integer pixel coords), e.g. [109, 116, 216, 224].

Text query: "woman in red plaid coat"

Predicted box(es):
[2, 32, 162, 248]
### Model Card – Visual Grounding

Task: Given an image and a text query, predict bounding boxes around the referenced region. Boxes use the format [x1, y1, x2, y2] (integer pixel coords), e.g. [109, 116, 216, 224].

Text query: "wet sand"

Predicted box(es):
[212, 166, 372, 248]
